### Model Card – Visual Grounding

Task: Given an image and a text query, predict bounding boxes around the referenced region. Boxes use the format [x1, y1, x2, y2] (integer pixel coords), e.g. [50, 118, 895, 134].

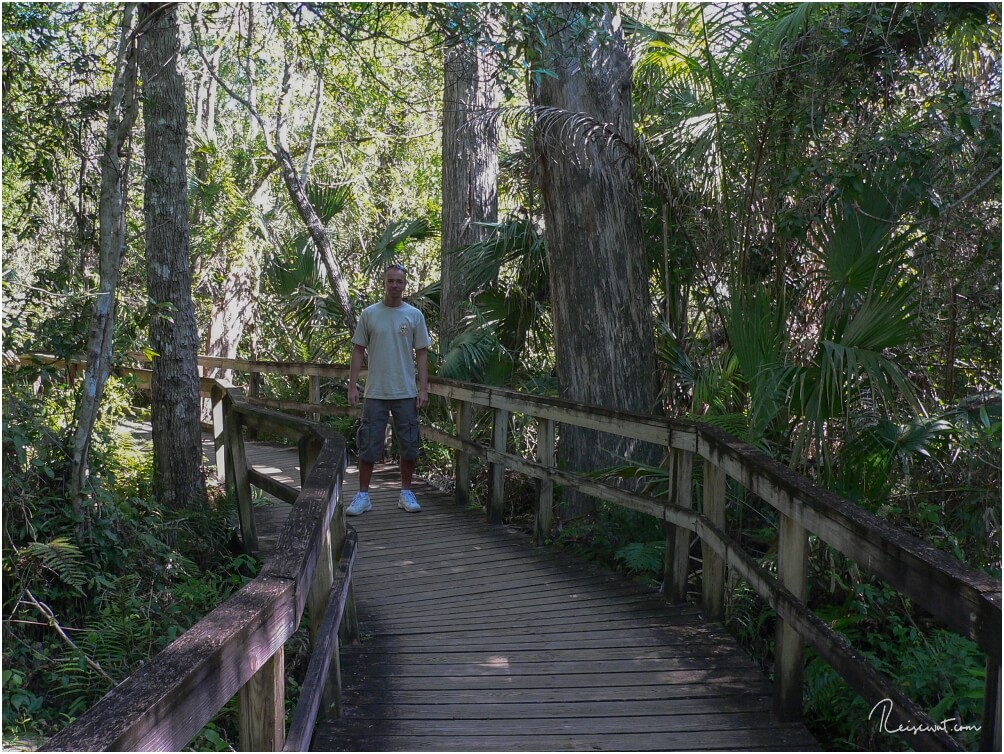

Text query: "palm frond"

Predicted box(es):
[305, 182, 352, 226]
[367, 218, 438, 274]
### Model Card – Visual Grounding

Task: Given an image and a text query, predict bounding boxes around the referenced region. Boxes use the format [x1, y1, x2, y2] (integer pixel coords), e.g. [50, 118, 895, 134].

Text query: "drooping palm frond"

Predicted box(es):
[790, 184, 924, 465]
[367, 218, 438, 274]
[437, 308, 513, 386]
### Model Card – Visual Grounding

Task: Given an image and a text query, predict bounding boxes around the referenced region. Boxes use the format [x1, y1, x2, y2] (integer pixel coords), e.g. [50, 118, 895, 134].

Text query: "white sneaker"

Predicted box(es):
[398, 490, 421, 512]
[347, 491, 372, 516]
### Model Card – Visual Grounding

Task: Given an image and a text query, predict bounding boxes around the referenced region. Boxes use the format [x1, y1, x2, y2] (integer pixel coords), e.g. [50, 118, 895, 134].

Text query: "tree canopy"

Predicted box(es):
[2, 2, 1000, 749]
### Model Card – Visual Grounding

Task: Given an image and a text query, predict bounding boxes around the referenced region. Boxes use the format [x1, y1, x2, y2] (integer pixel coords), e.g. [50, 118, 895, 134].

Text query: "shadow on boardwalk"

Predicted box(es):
[309, 463, 818, 752]
[131, 423, 816, 751]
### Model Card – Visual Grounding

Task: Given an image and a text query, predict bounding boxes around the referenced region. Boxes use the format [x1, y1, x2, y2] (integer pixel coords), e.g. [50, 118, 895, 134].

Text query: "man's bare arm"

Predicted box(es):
[348, 344, 367, 406]
[416, 347, 429, 408]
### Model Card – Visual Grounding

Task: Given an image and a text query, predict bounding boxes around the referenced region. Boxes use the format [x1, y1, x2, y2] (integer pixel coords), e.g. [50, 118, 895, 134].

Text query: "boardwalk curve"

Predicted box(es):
[310, 464, 817, 752]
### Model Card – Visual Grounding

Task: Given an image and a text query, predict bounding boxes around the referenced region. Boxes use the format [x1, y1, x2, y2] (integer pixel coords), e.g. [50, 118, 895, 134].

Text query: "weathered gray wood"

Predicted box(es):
[693, 514, 963, 751]
[984, 658, 1001, 753]
[316, 469, 816, 752]
[248, 468, 299, 505]
[263, 439, 345, 620]
[43, 357, 1002, 751]
[299, 434, 322, 487]
[534, 417, 555, 542]
[430, 378, 698, 450]
[488, 407, 508, 524]
[774, 511, 808, 721]
[285, 532, 358, 751]
[198, 355, 355, 380]
[307, 526, 334, 641]
[697, 425, 1001, 658]
[308, 375, 320, 422]
[663, 449, 693, 603]
[249, 395, 355, 419]
[226, 400, 258, 552]
[235, 402, 322, 443]
[239, 647, 285, 751]
[485, 447, 698, 527]
[455, 399, 473, 507]
[701, 460, 726, 620]
[43, 576, 295, 752]
[211, 383, 231, 488]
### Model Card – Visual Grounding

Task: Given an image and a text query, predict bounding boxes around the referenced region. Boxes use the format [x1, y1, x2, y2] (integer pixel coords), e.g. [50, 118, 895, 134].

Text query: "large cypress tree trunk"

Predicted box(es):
[531, 4, 661, 518]
[440, 36, 499, 354]
[139, 3, 207, 511]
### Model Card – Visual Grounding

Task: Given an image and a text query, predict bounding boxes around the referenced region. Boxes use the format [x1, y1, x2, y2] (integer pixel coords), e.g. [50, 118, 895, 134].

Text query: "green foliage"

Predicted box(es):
[2, 370, 253, 748]
[805, 582, 985, 750]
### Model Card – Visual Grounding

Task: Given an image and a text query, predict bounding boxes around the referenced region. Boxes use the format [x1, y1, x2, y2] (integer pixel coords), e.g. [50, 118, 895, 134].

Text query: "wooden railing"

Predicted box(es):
[19, 353, 1002, 751]
[23, 356, 359, 752]
[195, 355, 1001, 752]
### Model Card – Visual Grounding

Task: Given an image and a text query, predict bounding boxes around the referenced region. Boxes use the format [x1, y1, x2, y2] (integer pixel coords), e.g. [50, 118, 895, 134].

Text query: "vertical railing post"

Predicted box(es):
[246, 370, 261, 440]
[298, 435, 321, 487]
[488, 407, 508, 524]
[309, 374, 320, 423]
[534, 417, 555, 543]
[210, 383, 231, 489]
[454, 399, 473, 507]
[982, 657, 1001, 752]
[775, 509, 808, 720]
[238, 648, 285, 751]
[701, 459, 726, 620]
[662, 448, 693, 603]
[306, 517, 337, 716]
[225, 396, 257, 553]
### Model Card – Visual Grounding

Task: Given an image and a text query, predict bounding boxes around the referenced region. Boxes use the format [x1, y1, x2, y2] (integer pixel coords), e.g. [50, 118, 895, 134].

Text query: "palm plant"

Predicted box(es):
[434, 214, 552, 385]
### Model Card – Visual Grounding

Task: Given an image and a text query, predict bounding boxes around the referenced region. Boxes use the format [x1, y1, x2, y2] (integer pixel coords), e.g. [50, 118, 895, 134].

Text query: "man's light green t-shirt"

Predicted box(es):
[352, 302, 431, 399]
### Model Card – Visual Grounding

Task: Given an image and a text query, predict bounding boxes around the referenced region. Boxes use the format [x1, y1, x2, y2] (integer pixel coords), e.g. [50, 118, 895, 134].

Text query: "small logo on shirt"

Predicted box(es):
[399, 323, 410, 337]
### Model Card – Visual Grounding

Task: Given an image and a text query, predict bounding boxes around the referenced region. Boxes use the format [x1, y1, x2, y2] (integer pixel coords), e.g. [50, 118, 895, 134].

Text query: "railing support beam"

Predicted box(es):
[238, 648, 285, 752]
[455, 399, 473, 507]
[775, 510, 808, 720]
[488, 407, 508, 524]
[663, 449, 693, 603]
[534, 417, 555, 543]
[702, 460, 726, 620]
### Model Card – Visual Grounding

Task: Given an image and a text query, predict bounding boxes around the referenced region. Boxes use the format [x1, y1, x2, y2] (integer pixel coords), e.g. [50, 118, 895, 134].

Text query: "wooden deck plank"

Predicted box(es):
[308, 461, 817, 752]
[125, 427, 816, 750]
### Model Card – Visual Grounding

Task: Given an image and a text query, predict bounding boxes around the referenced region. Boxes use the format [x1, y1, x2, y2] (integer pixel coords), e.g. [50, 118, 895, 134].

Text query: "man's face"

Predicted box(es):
[383, 268, 407, 305]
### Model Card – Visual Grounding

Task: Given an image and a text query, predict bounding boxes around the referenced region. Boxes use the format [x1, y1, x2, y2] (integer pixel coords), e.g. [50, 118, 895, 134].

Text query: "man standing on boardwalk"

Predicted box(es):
[346, 264, 431, 515]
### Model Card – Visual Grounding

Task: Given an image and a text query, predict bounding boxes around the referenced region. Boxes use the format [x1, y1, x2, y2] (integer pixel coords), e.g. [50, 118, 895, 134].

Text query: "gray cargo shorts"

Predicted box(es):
[357, 397, 420, 463]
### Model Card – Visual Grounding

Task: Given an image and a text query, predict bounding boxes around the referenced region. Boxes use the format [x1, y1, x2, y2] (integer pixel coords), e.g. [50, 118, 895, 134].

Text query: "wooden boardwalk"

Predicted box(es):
[188, 428, 818, 751]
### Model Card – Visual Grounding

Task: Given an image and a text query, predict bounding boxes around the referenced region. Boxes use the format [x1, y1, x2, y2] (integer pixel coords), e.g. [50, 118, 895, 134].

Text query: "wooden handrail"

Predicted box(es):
[20, 354, 1002, 751]
[33, 363, 357, 752]
[184, 355, 1001, 751]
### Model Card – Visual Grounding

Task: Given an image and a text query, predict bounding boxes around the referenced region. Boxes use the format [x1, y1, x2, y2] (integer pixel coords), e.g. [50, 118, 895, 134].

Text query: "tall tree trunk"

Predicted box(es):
[531, 4, 662, 518]
[440, 36, 499, 354]
[69, 3, 140, 521]
[139, 2, 207, 511]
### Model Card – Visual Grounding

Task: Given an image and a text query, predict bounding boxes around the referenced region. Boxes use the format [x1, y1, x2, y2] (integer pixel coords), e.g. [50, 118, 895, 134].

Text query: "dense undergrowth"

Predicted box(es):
[1, 367, 256, 751]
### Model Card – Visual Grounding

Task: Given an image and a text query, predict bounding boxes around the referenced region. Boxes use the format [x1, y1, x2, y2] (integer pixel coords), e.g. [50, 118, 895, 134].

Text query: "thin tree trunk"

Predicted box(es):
[191, 30, 358, 338]
[69, 3, 140, 520]
[139, 2, 207, 511]
[531, 3, 662, 518]
[440, 35, 499, 354]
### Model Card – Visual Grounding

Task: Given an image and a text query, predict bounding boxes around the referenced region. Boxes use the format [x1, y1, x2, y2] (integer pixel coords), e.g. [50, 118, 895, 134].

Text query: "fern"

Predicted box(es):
[23, 538, 89, 594]
[614, 541, 664, 575]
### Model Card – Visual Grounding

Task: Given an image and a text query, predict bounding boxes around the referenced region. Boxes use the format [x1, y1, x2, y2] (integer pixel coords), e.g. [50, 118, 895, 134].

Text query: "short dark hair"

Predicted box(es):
[384, 264, 407, 277]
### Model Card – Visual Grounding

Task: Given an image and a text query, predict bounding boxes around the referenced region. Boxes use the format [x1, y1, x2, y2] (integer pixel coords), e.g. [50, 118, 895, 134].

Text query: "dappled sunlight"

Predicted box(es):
[480, 655, 511, 671]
